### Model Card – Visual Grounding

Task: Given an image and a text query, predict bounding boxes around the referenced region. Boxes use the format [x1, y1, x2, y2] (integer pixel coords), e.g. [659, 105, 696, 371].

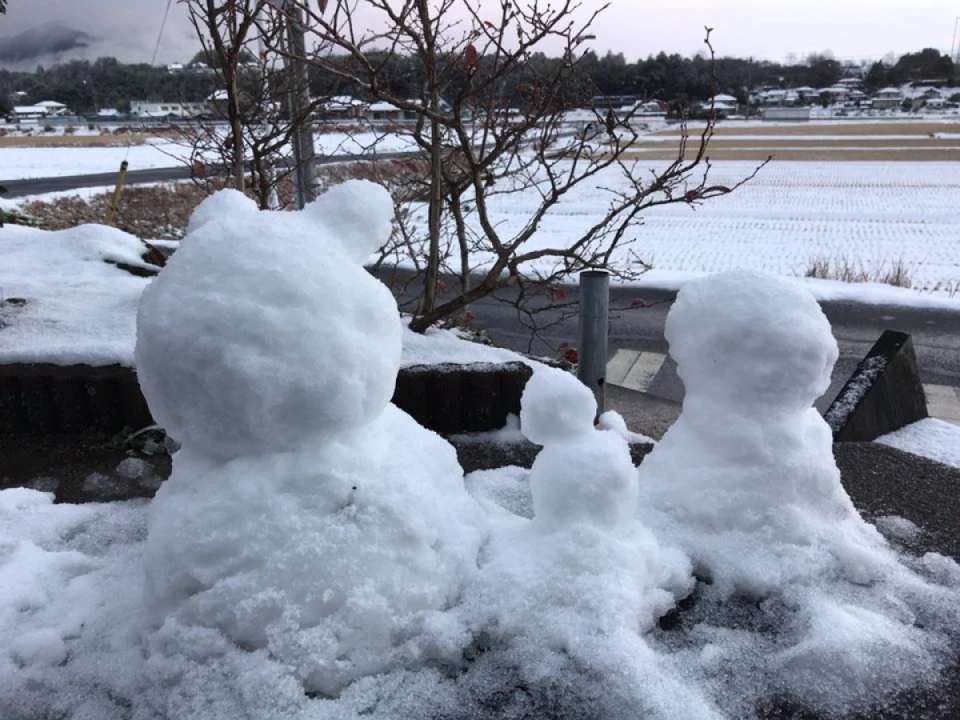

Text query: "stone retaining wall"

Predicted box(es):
[0, 361, 533, 437]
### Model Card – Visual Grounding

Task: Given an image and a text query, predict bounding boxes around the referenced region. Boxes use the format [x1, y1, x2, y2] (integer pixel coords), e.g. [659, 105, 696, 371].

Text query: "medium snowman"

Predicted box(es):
[636, 271, 893, 594]
[135, 181, 485, 697]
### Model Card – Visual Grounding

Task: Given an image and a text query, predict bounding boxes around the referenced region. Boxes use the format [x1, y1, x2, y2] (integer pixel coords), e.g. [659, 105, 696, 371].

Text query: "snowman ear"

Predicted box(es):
[187, 189, 258, 236]
[307, 180, 395, 264]
[520, 368, 597, 445]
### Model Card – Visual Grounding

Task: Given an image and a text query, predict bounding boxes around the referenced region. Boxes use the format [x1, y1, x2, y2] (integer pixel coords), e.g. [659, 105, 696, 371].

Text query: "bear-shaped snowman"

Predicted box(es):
[135, 181, 485, 696]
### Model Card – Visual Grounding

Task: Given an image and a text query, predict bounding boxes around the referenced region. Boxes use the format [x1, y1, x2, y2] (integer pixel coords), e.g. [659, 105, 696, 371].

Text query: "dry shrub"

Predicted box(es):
[22, 183, 218, 240]
[805, 254, 912, 288]
[64, 125, 76, 135]
[42, 123, 55, 133]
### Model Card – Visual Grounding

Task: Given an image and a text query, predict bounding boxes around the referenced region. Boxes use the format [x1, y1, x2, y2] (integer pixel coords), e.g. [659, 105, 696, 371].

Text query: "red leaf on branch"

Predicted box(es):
[463, 43, 479, 70]
[436, 280, 448, 293]
[629, 298, 648, 309]
[463, 311, 476, 325]
[317, 0, 328, 13]
[549, 286, 567, 301]
[562, 348, 579, 364]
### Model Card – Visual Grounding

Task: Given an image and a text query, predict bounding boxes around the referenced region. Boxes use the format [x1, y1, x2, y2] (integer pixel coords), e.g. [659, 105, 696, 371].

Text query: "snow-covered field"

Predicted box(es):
[487, 160, 960, 305]
[0, 131, 417, 180]
[0, 141, 188, 179]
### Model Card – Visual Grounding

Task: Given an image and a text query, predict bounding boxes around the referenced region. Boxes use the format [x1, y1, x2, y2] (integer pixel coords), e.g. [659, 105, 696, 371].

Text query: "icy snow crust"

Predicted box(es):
[3, 199, 960, 720]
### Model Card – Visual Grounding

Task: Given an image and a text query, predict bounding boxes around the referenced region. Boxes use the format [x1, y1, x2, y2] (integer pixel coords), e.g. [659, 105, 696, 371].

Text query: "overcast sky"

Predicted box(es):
[2, 0, 958, 66]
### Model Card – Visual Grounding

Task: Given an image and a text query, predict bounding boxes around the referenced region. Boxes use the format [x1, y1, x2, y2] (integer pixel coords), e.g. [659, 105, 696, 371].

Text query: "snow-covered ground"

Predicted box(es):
[2, 187, 959, 719]
[877, 418, 960, 469]
[0, 131, 417, 180]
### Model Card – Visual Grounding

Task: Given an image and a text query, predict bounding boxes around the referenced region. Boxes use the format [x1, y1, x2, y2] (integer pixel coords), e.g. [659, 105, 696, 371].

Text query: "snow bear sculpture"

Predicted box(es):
[135, 181, 485, 696]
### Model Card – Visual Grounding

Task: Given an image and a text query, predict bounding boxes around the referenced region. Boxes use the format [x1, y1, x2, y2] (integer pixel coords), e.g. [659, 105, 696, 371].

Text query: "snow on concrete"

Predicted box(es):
[877, 417, 960, 469]
[0, 223, 158, 366]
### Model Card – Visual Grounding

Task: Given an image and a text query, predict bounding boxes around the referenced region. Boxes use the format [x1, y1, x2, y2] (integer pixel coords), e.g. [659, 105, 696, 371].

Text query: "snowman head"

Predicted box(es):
[520, 368, 597, 446]
[136, 181, 401, 459]
[665, 271, 838, 413]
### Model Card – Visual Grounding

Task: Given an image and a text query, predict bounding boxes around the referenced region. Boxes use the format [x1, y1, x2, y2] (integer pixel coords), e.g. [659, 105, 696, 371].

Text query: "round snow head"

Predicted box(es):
[520, 368, 597, 446]
[665, 271, 837, 410]
[136, 187, 400, 458]
[305, 179, 394, 263]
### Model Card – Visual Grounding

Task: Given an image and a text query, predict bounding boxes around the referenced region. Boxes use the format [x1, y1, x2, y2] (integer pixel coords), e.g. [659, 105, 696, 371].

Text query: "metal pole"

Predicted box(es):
[577, 270, 609, 416]
[283, 3, 317, 209]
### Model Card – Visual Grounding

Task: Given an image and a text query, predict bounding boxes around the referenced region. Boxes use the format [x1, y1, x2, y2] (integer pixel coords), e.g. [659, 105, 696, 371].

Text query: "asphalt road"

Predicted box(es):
[463, 283, 960, 410]
[0, 150, 423, 198]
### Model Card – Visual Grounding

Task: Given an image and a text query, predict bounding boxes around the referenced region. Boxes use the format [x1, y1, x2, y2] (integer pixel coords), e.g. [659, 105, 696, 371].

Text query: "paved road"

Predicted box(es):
[466, 284, 960, 421]
[0, 150, 423, 198]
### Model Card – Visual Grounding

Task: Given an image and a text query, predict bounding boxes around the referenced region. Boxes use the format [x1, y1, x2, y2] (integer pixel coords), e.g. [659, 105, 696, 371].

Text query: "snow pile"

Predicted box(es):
[2, 205, 960, 719]
[877, 417, 960, 469]
[136, 182, 487, 709]
[0, 223, 158, 365]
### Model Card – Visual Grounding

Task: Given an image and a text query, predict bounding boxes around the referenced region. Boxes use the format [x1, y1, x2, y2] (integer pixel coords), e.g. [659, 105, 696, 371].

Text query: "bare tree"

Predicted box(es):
[177, 0, 325, 208]
[252, 1, 766, 333]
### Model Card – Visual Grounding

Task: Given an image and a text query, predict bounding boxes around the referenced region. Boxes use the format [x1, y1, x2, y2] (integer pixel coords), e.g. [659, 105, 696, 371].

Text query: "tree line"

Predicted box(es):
[1, 46, 955, 116]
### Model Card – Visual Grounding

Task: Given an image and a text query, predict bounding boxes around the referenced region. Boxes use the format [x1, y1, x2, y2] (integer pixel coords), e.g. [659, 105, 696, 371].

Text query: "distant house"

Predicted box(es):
[167, 63, 185, 73]
[318, 95, 368, 119]
[871, 87, 901, 110]
[367, 100, 405, 122]
[820, 86, 850, 104]
[131, 101, 209, 118]
[35, 100, 69, 116]
[758, 89, 787, 106]
[97, 108, 121, 117]
[10, 105, 48, 121]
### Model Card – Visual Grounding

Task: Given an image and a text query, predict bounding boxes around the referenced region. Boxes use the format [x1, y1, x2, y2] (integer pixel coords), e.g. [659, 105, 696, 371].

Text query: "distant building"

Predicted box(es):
[35, 100, 69, 116]
[167, 63, 185, 73]
[871, 87, 901, 110]
[131, 101, 209, 118]
[366, 100, 405, 122]
[317, 95, 368, 119]
[10, 105, 48, 121]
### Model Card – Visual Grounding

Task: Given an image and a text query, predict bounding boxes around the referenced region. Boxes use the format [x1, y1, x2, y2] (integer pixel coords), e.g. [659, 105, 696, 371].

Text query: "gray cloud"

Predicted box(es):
[1, 0, 196, 68]
[0, 0, 955, 71]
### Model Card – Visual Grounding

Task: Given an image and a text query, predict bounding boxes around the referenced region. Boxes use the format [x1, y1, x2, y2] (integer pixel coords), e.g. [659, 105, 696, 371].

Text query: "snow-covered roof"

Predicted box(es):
[710, 102, 736, 111]
[710, 93, 737, 103]
[11, 105, 48, 114]
[368, 101, 402, 112]
[35, 100, 66, 108]
[793, 86, 817, 93]
[209, 89, 229, 101]
[875, 87, 901, 95]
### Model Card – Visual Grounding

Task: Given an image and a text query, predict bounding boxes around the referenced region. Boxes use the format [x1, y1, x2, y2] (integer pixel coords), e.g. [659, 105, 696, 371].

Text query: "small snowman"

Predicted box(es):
[135, 181, 486, 698]
[461, 367, 692, 654]
[519, 369, 639, 531]
[637, 270, 893, 593]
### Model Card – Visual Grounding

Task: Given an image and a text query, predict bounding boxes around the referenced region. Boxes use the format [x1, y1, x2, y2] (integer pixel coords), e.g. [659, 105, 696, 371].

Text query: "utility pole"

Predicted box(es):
[272, 0, 317, 209]
[952, 17, 960, 65]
